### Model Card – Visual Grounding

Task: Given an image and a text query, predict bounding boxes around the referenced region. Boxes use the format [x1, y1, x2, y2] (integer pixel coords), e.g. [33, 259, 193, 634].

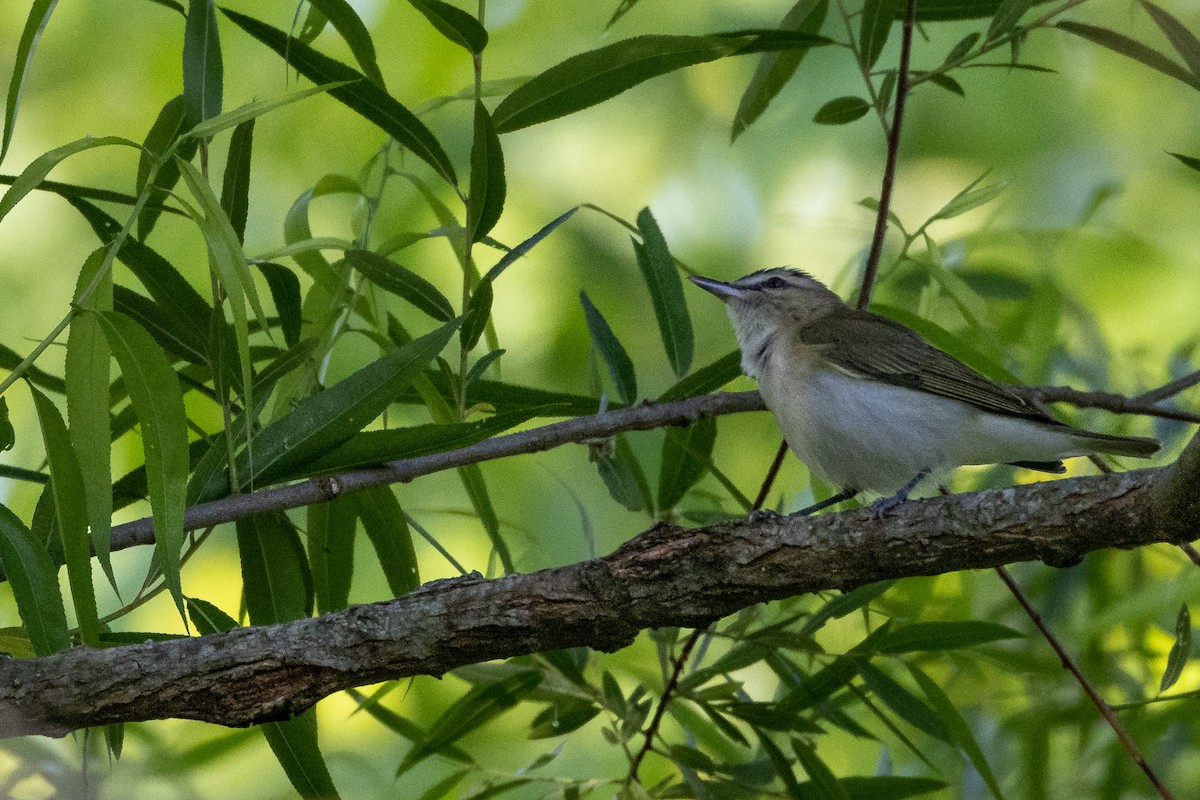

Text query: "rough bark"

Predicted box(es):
[0, 466, 1191, 739]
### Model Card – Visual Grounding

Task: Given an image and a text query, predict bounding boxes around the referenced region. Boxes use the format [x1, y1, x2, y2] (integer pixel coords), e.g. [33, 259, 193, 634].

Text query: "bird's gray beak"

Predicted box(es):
[688, 275, 742, 300]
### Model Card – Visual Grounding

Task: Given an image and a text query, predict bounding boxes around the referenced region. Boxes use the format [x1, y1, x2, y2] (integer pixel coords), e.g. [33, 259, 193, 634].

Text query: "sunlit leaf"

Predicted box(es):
[221, 8, 457, 183]
[183, 0, 222, 126]
[183, 82, 350, 140]
[408, 0, 488, 54]
[352, 487, 419, 597]
[0, 503, 69, 656]
[95, 310, 189, 622]
[2, 0, 57, 166]
[634, 207, 692, 378]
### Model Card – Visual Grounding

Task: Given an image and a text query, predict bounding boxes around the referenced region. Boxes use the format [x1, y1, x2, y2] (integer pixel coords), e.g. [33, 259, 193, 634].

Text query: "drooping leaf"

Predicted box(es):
[458, 462, 512, 573]
[1141, 1, 1200, 79]
[29, 384, 99, 647]
[580, 292, 637, 406]
[183, 0, 223, 126]
[66, 248, 115, 592]
[595, 438, 647, 513]
[1057, 20, 1200, 89]
[94, 310, 190, 622]
[0, 503, 70, 657]
[482, 206, 579, 282]
[732, 0, 829, 141]
[791, 737, 852, 800]
[238, 511, 313, 624]
[460, 275, 493, 351]
[860, 0, 897, 69]
[307, 0, 385, 84]
[467, 101, 505, 242]
[634, 208, 692, 378]
[657, 416, 717, 511]
[221, 8, 457, 183]
[799, 581, 894, 636]
[255, 262, 303, 347]
[136, 94, 198, 239]
[345, 249, 455, 321]
[857, 661, 952, 743]
[2, 0, 58, 166]
[352, 487, 419, 597]
[261, 712, 342, 800]
[220, 119, 254, 242]
[493, 31, 831, 133]
[397, 671, 543, 775]
[0, 398, 13, 452]
[408, 0, 488, 53]
[113, 286, 207, 365]
[0, 135, 139, 225]
[1160, 603, 1192, 693]
[187, 596, 239, 634]
[813, 96, 871, 125]
[307, 496, 356, 614]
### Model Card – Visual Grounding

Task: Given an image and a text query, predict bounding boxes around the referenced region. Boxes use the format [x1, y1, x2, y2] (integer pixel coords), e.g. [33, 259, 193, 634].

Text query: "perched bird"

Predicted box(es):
[689, 268, 1160, 514]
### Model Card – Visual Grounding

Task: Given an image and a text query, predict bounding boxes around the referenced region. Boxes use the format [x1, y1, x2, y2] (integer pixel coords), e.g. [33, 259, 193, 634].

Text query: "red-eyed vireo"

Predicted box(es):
[689, 268, 1160, 514]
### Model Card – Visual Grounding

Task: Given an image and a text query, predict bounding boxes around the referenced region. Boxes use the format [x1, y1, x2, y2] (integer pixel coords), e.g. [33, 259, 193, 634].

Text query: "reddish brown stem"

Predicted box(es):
[627, 627, 705, 783]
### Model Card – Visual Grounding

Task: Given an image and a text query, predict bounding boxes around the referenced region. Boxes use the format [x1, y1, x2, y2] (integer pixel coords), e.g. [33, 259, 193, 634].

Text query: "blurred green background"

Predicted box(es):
[1, 0, 1198, 797]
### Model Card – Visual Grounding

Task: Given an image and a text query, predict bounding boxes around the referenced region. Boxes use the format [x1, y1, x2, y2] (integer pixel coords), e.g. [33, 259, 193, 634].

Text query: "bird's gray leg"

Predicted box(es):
[776, 487, 859, 518]
[869, 469, 930, 518]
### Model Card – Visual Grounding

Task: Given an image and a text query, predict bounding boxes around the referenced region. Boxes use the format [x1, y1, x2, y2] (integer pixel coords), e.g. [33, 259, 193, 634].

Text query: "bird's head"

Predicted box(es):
[689, 268, 845, 336]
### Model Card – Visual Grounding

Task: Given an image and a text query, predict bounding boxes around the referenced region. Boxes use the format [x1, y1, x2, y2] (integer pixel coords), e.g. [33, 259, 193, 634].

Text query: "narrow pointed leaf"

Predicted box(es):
[136, 94, 197, 239]
[493, 32, 830, 133]
[29, 384, 99, 646]
[467, 101, 505, 242]
[858, 661, 952, 743]
[0, 503, 70, 656]
[220, 119, 254, 242]
[634, 208, 692, 377]
[1142, 1, 1200, 78]
[67, 249, 116, 592]
[483, 207, 578, 282]
[3, 0, 59, 166]
[307, 0, 385, 84]
[255, 262, 303, 346]
[1169, 151, 1200, 173]
[408, 0, 488, 53]
[908, 665, 1006, 800]
[0, 135, 139, 225]
[790, 737, 852, 799]
[879, 621, 1024, 653]
[352, 487, 419, 597]
[461, 276, 493, 351]
[657, 416, 716, 510]
[580, 291, 637, 405]
[307, 496, 356, 614]
[799, 580, 894, 636]
[183, 82, 350, 141]
[1057, 20, 1200, 88]
[346, 249, 454, 321]
[261, 712, 342, 800]
[1160, 603, 1191, 693]
[658, 350, 743, 401]
[238, 511, 312, 624]
[860, 0, 897, 69]
[187, 596, 239, 634]
[94, 310, 189, 622]
[183, 0, 223, 126]
[987, 0, 1035, 42]
[221, 8, 457, 183]
[0, 398, 13, 452]
[458, 462, 512, 573]
[732, 0, 828, 141]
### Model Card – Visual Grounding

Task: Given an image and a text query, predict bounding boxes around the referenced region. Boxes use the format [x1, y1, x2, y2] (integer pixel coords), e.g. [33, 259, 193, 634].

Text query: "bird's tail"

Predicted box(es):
[1075, 429, 1161, 458]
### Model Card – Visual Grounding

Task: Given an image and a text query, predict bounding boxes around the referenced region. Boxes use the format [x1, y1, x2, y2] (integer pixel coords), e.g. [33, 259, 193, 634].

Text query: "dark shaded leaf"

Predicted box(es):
[0, 503, 69, 656]
[925, 73, 965, 96]
[238, 511, 313, 624]
[183, 0, 223, 125]
[308, 0, 385, 84]
[460, 275, 493, 351]
[352, 487, 419, 597]
[307, 496, 356, 614]
[493, 32, 830, 133]
[857, 661, 951, 743]
[1169, 151, 1200, 173]
[261, 712, 342, 800]
[580, 292, 637, 405]
[799, 581, 894, 636]
[398, 671, 542, 774]
[187, 596, 238, 634]
[658, 350, 742, 401]
[860, 0, 897, 69]
[29, 384, 99, 647]
[221, 8, 457, 183]
[791, 737, 851, 799]
[1057, 20, 1199, 88]
[606, 0, 642, 29]
[1160, 603, 1191, 693]
[255, 262, 303, 347]
[596, 445, 645, 512]
[0, 398, 13, 451]
[2, 0, 57, 166]
[878, 621, 1024, 653]
[1142, 1, 1200, 78]
[528, 698, 601, 738]
[813, 96, 871, 125]
[136, 94, 199, 239]
[220, 119, 254, 242]
[346, 249, 454, 321]
[987, 0, 1034, 42]
[408, 0, 488, 54]
[113, 286, 206, 364]
[943, 32, 980, 65]
[658, 416, 716, 510]
[468, 101, 505, 242]
[635, 207, 692, 377]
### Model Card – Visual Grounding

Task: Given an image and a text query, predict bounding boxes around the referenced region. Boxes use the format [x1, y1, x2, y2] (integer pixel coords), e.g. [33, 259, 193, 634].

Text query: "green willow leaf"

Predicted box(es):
[1160, 603, 1192, 693]
[1169, 151, 1200, 173]
[255, 262, 303, 347]
[194, 319, 459, 500]
[397, 671, 542, 775]
[791, 737, 852, 800]
[0, 135, 139, 225]
[799, 580, 894, 636]
[1057, 20, 1200, 89]
[657, 351, 742, 402]
[307, 496, 356, 615]
[596, 440, 645, 513]
[136, 94, 198, 239]
[95, 310, 189, 622]
[261, 713, 342, 800]
[657, 416, 716, 511]
[0, 344, 64, 394]
[29, 384, 99, 647]
[635, 207, 692, 378]
[183, 82, 350, 141]
[0, 503, 70, 656]
[345, 249, 454, 321]
[0, 398, 13, 452]
[987, 0, 1035, 42]
[459, 461, 512, 573]
[183, 0, 223, 126]
[221, 8, 457, 183]
[2, 0, 57, 166]
[860, 0, 896, 69]
[186, 596, 238, 634]
[238, 511, 312, 624]
[220, 119, 254, 242]
[1141, 1, 1200, 78]
[857, 661, 952, 743]
[467, 101, 505, 242]
[813, 95, 871, 125]
[493, 31, 830, 133]
[460, 275, 493, 351]
[878, 621, 1024, 653]
[112, 286, 206, 364]
[408, 0, 489, 54]
[67, 248, 115, 592]
[307, 0, 385, 84]
[352, 487, 419, 598]
[732, 0, 828, 141]
[580, 291, 637, 406]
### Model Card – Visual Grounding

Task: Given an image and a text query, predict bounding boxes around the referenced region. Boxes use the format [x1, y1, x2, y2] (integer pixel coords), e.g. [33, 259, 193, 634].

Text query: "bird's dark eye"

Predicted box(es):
[761, 276, 788, 290]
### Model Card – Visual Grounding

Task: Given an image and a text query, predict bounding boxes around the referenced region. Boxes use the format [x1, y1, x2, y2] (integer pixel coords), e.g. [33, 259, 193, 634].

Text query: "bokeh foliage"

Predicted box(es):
[0, 0, 1199, 798]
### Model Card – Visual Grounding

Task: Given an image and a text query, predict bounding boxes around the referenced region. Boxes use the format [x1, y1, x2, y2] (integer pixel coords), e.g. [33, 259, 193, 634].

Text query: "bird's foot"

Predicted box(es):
[867, 470, 930, 519]
[748, 508, 785, 523]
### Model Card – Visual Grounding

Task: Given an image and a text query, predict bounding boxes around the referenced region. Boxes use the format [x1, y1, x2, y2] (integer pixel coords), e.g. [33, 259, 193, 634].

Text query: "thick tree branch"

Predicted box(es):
[1, 466, 1194, 739]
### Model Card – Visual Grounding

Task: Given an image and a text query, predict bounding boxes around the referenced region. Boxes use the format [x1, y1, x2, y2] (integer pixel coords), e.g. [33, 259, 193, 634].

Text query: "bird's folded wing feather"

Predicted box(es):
[798, 310, 1057, 423]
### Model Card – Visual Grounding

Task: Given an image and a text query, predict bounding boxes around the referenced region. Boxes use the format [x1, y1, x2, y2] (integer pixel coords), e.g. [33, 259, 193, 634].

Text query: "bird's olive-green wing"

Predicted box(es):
[797, 309, 1055, 422]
